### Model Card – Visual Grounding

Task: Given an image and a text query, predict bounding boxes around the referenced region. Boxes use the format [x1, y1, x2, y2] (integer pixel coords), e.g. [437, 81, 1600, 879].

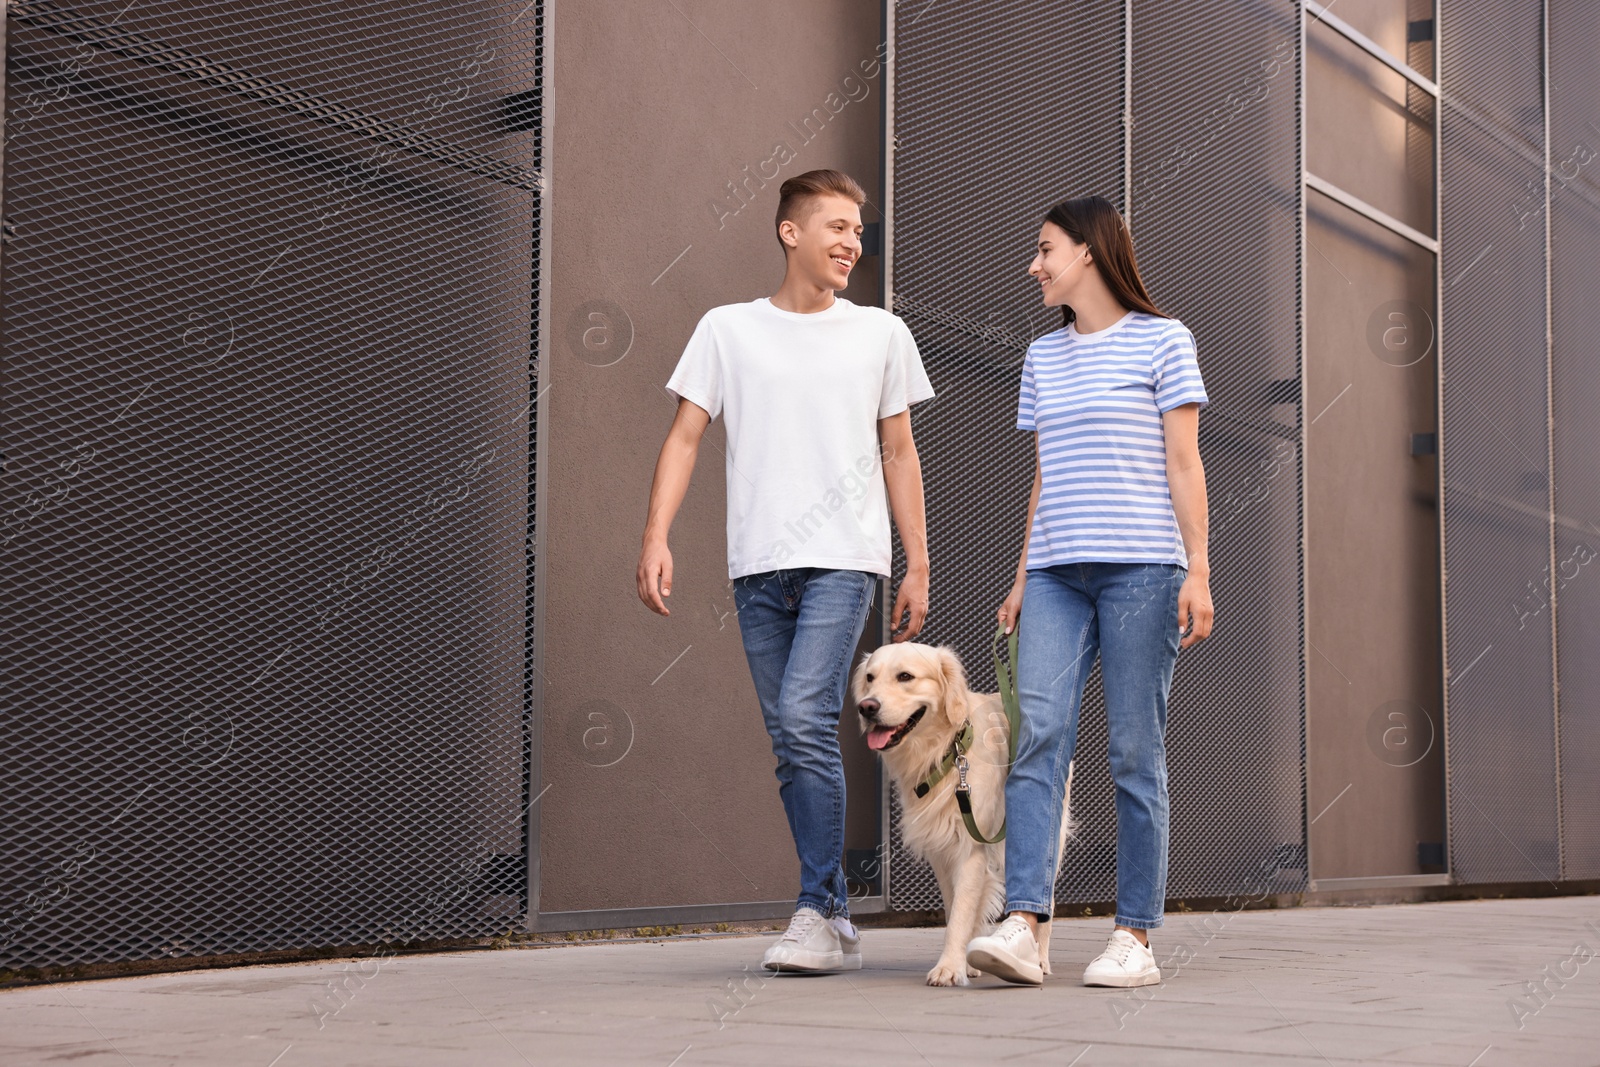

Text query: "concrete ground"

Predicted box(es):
[3, 896, 1599, 1066]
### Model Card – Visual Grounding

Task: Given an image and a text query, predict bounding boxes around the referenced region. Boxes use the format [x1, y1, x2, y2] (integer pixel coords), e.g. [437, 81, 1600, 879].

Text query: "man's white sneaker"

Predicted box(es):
[1082, 929, 1160, 987]
[830, 915, 863, 970]
[965, 914, 1044, 986]
[761, 909, 861, 973]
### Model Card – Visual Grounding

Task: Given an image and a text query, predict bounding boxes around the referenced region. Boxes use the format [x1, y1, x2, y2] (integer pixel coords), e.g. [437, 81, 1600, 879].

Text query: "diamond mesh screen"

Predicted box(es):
[1, 1, 542, 971]
[887, 0, 1306, 911]
[1437, 0, 1560, 885]
[1126, 0, 1305, 899]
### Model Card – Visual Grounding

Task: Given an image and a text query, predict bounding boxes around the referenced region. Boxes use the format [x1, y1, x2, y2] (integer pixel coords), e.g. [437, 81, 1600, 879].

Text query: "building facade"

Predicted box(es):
[2, 0, 1596, 973]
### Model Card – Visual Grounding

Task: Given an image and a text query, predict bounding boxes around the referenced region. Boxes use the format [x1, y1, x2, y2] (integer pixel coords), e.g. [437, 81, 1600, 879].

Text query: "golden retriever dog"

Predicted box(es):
[851, 641, 1073, 986]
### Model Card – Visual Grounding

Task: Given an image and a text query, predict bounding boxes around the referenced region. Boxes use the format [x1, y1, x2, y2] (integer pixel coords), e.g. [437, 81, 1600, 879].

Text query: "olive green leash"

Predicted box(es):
[911, 623, 1022, 844]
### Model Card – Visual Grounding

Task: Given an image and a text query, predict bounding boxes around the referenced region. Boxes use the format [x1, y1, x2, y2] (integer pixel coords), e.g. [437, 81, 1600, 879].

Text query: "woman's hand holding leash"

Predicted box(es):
[997, 573, 1025, 635]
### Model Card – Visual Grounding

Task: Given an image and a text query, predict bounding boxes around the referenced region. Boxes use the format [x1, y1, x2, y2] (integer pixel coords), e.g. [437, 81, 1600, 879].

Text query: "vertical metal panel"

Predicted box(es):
[1, 11, 7, 250]
[527, 0, 552, 923]
[1301, 3, 1446, 884]
[1547, 2, 1600, 880]
[1, 1, 542, 969]
[1128, 0, 1306, 896]
[533, 1, 888, 923]
[885, 0, 1124, 910]
[1302, 199, 1443, 880]
[1306, 16, 1436, 238]
[1437, 0, 1559, 885]
[887, 0, 1307, 909]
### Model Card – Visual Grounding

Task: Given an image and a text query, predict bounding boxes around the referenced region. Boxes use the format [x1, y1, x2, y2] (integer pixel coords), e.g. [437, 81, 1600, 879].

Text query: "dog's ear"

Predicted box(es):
[934, 645, 970, 727]
[849, 651, 872, 705]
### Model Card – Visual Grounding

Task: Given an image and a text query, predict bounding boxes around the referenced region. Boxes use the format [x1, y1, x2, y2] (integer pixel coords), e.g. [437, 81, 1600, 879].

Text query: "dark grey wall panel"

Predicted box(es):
[1126, 0, 1305, 897]
[888, 0, 1306, 909]
[886, 0, 1124, 911]
[1549, 2, 1600, 881]
[1, 0, 542, 969]
[1438, 0, 1559, 885]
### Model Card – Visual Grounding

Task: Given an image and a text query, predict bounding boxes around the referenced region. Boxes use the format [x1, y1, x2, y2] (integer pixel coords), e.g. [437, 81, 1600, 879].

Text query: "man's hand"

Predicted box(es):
[890, 567, 929, 642]
[1177, 570, 1213, 649]
[637, 538, 674, 616]
[637, 398, 710, 618]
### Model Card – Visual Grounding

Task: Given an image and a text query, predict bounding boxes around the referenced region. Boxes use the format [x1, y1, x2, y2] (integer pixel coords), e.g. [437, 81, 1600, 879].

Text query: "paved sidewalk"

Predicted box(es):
[3, 896, 1599, 1066]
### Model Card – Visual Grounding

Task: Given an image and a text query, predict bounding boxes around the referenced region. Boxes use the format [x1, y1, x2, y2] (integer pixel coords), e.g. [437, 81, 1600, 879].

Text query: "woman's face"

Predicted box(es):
[1028, 220, 1091, 308]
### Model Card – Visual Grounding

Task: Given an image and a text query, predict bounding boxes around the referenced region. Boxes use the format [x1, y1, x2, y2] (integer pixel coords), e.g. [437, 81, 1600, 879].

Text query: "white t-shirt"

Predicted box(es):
[665, 296, 935, 579]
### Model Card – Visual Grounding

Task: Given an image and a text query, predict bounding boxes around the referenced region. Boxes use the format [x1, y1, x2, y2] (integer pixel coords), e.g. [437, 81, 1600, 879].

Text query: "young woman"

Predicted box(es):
[965, 195, 1213, 987]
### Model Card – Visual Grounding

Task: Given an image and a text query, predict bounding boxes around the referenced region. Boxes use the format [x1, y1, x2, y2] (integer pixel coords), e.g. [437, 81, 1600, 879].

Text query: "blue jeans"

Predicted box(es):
[734, 567, 877, 919]
[1004, 562, 1186, 930]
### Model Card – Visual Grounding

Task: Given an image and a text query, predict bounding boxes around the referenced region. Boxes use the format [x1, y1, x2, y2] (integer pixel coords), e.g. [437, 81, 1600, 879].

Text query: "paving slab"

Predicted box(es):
[2, 896, 1599, 1066]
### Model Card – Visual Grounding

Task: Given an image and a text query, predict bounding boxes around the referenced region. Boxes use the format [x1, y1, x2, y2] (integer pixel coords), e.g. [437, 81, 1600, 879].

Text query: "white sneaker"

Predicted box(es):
[965, 914, 1044, 986]
[1082, 929, 1161, 987]
[830, 915, 863, 969]
[761, 909, 861, 973]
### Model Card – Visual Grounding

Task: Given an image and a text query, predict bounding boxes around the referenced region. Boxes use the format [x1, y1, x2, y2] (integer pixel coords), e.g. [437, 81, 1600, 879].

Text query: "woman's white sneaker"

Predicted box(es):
[761, 909, 860, 973]
[965, 914, 1044, 986]
[1082, 929, 1161, 987]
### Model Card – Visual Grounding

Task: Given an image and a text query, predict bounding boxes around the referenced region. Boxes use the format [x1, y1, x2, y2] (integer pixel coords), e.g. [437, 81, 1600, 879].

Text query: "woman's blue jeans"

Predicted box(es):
[734, 567, 877, 919]
[1004, 561, 1186, 930]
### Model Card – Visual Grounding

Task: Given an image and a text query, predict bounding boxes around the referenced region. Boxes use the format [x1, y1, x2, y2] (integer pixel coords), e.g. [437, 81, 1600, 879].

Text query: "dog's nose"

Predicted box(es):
[858, 697, 880, 720]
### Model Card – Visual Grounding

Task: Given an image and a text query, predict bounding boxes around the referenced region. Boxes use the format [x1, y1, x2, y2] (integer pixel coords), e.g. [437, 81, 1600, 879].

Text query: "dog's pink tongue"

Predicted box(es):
[867, 726, 896, 751]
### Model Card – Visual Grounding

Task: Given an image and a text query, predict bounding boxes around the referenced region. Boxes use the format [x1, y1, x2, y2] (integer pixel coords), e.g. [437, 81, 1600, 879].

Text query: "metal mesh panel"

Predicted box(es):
[1548, 3, 1600, 880]
[1124, 0, 1305, 898]
[887, 0, 1306, 912]
[886, 0, 1123, 911]
[1, 1, 542, 970]
[1437, 0, 1559, 885]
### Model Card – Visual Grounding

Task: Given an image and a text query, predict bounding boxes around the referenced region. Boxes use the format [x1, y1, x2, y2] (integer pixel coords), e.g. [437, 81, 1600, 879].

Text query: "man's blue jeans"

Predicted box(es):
[1004, 561, 1186, 930]
[734, 567, 876, 919]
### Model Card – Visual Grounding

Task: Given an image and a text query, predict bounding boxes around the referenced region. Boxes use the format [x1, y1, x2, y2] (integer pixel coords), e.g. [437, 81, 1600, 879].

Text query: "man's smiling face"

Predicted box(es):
[782, 192, 863, 292]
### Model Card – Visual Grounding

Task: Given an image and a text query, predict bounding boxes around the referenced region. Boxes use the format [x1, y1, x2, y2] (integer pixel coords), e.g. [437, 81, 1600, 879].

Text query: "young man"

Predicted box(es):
[636, 169, 933, 973]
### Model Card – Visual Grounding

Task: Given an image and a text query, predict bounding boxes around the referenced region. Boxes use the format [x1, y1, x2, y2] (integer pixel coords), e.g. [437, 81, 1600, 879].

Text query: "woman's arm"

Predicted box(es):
[1162, 402, 1213, 647]
[997, 434, 1043, 633]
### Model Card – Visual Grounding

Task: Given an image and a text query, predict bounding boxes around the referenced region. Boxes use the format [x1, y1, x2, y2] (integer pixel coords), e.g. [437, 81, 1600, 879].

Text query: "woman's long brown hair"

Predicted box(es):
[1044, 196, 1167, 328]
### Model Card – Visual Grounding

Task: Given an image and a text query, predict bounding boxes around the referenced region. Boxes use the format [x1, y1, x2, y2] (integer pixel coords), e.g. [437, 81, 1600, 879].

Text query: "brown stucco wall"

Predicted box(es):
[539, 0, 889, 914]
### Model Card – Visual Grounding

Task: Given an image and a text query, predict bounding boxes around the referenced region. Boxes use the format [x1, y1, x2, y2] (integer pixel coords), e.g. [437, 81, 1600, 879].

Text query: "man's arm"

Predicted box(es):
[1163, 401, 1213, 647]
[638, 398, 712, 616]
[879, 409, 928, 642]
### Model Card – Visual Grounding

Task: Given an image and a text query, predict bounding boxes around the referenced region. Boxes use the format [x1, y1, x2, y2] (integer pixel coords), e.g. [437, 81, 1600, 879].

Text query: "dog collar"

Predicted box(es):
[912, 720, 975, 800]
[911, 624, 1021, 801]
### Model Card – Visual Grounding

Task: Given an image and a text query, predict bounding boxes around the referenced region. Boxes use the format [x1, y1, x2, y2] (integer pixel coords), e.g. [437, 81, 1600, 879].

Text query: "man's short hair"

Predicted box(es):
[775, 169, 867, 247]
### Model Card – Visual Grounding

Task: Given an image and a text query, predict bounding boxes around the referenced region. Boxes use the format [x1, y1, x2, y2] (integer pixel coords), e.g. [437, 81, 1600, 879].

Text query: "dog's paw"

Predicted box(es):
[926, 960, 971, 987]
[966, 965, 981, 978]
[1040, 957, 1053, 976]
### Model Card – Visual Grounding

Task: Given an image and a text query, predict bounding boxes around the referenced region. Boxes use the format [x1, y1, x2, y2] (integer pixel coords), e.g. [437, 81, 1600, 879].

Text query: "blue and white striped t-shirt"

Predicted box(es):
[1016, 310, 1209, 569]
